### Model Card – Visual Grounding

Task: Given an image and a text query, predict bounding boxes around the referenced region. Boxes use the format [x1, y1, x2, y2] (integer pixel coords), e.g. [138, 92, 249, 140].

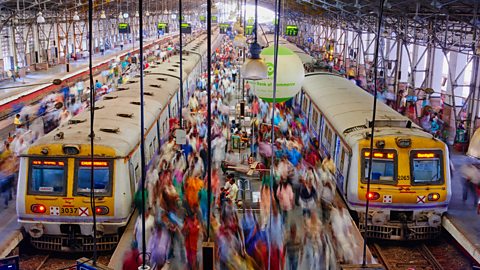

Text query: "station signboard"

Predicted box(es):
[157, 23, 169, 33]
[118, 23, 131, 34]
[245, 25, 253, 35]
[219, 23, 231, 34]
[285, 25, 299, 36]
[181, 23, 192, 34]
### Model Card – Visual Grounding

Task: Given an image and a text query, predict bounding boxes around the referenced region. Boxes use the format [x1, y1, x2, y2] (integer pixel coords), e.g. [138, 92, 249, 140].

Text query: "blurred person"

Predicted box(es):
[460, 163, 480, 207]
[285, 224, 302, 270]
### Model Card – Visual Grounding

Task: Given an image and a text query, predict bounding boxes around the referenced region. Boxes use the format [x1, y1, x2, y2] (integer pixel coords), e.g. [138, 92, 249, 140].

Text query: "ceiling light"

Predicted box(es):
[241, 42, 268, 80]
[118, 12, 123, 20]
[382, 30, 389, 38]
[37, 12, 45, 24]
[475, 42, 480, 55]
[123, 12, 129, 19]
[163, 9, 169, 15]
[100, 10, 106, 19]
[171, 14, 177, 19]
[146, 10, 150, 16]
[135, 10, 139, 17]
[73, 11, 80, 21]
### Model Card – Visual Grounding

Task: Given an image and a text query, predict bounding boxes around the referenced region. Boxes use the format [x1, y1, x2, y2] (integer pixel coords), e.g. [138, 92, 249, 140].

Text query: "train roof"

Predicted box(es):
[30, 33, 215, 158]
[303, 73, 425, 138]
[264, 34, 314, 65]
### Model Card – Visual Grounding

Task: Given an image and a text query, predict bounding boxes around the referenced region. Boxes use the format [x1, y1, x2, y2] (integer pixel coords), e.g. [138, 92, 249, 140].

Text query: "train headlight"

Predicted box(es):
[95, 206, 109, 215]
[375, 140, 385, 149]
[366, 192, 380, 201]
[31, 204, 46, 214]
[428, 193, 440, 201]
[63, 145, 80, 155]
[396, 138, 411, 148]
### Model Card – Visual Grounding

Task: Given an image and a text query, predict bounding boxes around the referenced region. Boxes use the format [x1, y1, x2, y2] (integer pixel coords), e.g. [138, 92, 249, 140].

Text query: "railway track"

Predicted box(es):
[370, 235, 474, 270]
[18, 249, 111, 270]
[372, 242, 443, 270]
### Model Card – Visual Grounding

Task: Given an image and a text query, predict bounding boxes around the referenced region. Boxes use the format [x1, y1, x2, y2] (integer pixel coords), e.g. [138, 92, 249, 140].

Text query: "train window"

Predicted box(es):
[74, 160, 112, 196]
[361, 150, 397, 184]
[410, 150, 444, 185]
[339, 148, 345, 172]
[28, 159, 67, 196]
[312, 110, 319, 129]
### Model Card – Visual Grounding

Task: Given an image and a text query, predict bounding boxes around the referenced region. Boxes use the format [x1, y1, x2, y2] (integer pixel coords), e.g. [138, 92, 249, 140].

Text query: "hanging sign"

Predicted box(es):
[219, 23, 231, 34]
[157, 23, 169, 33]
[181, 23, 192, 34]
[285, 25, 299, 36]
[245, 25, 253, 35]
[212, 15, 218, 23]
[118, 23, 131, 34]
[199, 15, 206, 22]
[175, 129, 187, 145]
[253, 45, 305, 102]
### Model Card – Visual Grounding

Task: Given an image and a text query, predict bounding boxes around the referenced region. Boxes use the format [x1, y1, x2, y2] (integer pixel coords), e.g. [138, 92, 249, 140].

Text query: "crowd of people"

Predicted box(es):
[123, 36, 371, 270]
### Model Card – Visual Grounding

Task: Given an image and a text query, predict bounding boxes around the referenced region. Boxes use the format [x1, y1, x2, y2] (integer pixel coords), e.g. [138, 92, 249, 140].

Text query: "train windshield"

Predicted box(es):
[362, 150, 396, 184]
[410, 151, 444, 185]
[75, 160, 112, 196]
[29, 159, 67, 195]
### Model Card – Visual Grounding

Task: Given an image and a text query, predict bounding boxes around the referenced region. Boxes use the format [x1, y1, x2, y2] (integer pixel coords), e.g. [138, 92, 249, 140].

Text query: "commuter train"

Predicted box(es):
[294, 72, 451, 240]
[16, 30, 222, 251]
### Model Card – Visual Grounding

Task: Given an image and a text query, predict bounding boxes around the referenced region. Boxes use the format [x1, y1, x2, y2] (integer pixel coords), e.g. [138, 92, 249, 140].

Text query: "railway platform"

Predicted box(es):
[0, 199, 22, 259]
[0, 32, 180, 140]
[443, 150, 480, 264]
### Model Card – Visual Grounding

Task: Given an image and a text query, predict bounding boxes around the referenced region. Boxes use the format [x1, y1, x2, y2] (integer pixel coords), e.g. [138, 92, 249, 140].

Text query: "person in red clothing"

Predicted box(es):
[183, 213, 202, 270]
[122, 241, 142, 270]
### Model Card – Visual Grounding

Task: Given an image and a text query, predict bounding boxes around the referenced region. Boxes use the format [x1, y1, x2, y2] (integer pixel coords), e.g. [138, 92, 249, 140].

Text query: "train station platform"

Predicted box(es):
[0, 33, 182, 140]
[0, 199, 22, 258]
[443, 150, 480, 264]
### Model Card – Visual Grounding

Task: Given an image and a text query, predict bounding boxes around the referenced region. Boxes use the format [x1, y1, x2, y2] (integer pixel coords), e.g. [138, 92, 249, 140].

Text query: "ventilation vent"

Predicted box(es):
[158, 77, 168, 81]
[150, 65, 158, 68]
[167, 68, 176, 72]
[130, 101, 141, 105]
[155, 61, 162, 65]
[144, 92, 154, 96]
[117, 87, 129, 91]
[344, 125, 367, 135]
[172, 64, 180, 67]
[69, 119, 87, 125]
[127, 80, 137, 84]
[92, 105, 104, 110]
[117, 113, 133, 118]
[149, 84, 162, 88]
[100, 127, 120, 134]
[134, 74, 142, 78]
[104, 96, 118, 100]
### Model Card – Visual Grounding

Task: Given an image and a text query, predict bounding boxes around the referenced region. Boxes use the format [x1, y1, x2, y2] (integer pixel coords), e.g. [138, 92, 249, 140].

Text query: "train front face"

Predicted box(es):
[16, 144, 131, 251]
[350, 134, 451, 240]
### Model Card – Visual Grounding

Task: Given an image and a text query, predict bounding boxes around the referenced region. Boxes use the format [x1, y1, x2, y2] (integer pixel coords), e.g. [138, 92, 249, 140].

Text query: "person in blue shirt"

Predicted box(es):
[95, 80, 102, 90]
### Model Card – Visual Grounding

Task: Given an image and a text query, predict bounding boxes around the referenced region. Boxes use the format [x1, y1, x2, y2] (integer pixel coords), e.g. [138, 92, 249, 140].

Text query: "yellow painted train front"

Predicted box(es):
[351, 134, 451, 240]
[299, 72, 452, 240]
[17, 143, 127, 251]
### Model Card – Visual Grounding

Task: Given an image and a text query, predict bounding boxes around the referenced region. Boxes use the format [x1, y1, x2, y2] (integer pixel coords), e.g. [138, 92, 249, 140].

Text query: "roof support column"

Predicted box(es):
[468, 56, 480, 139]
[32, 23, 41, 64]
[8, 25, 17, 71]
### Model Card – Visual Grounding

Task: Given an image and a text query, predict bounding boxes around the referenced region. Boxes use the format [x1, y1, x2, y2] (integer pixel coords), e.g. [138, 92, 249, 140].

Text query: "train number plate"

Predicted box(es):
[60, 207, 78, 215]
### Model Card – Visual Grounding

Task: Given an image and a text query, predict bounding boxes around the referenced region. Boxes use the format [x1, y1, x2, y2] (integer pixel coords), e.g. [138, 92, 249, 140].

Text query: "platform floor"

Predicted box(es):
[0, 199, 22, 258]
[444, 150, 480, 263]
[0, 35, 175, 141]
